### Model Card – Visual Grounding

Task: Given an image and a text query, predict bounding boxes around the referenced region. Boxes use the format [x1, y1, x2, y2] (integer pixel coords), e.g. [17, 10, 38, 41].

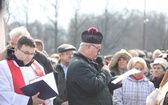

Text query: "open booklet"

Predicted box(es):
[111, 69, 141, 84]
[20, 72, 58, 100]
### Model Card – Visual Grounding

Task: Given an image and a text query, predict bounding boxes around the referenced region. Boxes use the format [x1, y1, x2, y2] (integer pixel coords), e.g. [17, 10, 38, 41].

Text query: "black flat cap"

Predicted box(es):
[57, 44, 76, 53]
[81, 27, 103, 44]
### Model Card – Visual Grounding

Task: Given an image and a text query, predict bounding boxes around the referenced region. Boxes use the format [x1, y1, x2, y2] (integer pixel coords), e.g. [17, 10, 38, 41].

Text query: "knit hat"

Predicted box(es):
[150, 58, 168, 70]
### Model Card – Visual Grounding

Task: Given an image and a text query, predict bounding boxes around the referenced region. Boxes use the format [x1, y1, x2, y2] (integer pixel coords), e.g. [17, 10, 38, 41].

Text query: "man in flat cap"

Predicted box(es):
[53, 44, 76, 105]
[66, 27, 112, 105]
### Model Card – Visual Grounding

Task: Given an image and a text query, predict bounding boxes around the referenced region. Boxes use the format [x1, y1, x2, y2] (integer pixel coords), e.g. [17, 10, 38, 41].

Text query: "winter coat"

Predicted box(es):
[113, 76, 155, 105]
[66, 52, 112, 105]
[150, 74, 164, 88]
[53, 61, 67, 105]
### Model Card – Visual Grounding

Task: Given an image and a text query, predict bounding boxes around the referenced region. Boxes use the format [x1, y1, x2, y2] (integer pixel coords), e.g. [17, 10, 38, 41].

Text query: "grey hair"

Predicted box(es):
[9, 26, 30, 39]
[80, 42, 90, 46]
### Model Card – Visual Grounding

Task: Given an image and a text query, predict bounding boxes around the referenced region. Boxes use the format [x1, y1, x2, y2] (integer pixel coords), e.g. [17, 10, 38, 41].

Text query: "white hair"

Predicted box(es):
[9, 26, 30, 39]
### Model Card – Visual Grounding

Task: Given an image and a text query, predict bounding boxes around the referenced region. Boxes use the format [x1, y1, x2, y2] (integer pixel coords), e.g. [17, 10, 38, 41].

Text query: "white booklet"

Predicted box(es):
[111, 69, 141, 84]
[30, 72, 59, 95]
[21, 72, 59, 100]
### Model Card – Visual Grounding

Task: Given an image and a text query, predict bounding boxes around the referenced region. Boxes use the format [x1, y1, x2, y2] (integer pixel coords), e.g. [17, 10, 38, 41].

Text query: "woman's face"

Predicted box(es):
[132, 62, 145, 78]
[118, 57, 128, 69]
[152, 64, 165, 78]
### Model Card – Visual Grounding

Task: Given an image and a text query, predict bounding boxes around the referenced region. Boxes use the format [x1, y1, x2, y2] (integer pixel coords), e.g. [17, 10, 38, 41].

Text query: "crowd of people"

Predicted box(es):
[0, 1, 168, 105]
[0, 25, 168, 105]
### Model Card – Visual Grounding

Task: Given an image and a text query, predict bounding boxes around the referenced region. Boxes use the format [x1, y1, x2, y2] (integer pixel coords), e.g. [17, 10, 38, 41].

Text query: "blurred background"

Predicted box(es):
[3, 0, 168, 55]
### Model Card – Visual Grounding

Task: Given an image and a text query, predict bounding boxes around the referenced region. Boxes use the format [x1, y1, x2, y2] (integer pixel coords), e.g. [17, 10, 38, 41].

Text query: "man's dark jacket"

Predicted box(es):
[34, 50, 54, 74]
[66, 52, 112, 105]
[53, 61, 67, 105]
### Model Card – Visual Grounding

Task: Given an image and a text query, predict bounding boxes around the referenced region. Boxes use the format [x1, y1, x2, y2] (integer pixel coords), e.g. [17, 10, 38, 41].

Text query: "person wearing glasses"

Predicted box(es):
[0, 36, 54, 105]
[0, 26, 55, 74]
[53, 44, 76, 105]
[66, 27, 112, 105]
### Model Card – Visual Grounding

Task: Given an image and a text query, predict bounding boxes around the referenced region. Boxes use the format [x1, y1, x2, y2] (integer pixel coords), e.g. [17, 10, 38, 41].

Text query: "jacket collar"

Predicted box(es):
[6, 48, 34, 66]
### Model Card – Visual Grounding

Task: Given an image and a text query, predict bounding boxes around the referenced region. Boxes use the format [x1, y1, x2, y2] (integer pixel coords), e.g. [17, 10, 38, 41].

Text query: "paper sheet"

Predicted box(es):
[111, 69, 141, 84]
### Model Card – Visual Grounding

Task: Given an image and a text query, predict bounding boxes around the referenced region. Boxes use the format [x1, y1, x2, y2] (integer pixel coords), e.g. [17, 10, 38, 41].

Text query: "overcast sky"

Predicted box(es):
[8, 0, 168, 29]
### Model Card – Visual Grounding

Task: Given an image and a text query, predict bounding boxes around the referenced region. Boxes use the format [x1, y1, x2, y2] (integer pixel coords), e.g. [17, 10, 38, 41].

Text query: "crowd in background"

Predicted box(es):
[0, 25, 168, 105]
[0, 1, 168, 104]
[38, 37, 168, 105]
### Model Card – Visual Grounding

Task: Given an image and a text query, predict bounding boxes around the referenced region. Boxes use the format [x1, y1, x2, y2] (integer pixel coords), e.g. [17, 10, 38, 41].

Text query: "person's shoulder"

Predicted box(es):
[54, 62, 62, 69]
[35, 50, 46, 56]
[34, 50, 49, 60]
[68, 57, 89, 71]
[0, 59, 11, 68]
[0, 59, 7, 64]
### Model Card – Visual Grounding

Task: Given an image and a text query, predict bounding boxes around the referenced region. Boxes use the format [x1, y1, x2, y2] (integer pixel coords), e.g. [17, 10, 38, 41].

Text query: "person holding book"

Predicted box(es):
[0, 36, 54, 105]
[0, 26, 55, 74]
[113, 57, 155, 105]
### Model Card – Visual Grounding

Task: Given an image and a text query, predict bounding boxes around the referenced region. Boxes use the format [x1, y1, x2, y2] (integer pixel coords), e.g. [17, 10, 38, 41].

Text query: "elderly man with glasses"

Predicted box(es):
[0, 26, 55, 74]
[66, 27, 112, 105]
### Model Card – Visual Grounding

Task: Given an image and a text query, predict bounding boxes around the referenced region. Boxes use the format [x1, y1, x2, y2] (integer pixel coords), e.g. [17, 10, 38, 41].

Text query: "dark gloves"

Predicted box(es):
[108, 77, 122, 94]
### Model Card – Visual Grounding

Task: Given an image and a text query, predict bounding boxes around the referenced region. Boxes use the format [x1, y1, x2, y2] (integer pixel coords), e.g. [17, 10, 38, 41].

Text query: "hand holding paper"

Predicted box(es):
[111, 69, 140, 84]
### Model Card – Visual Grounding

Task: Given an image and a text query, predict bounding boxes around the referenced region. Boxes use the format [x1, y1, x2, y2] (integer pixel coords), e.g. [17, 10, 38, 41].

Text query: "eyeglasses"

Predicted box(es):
[19, 49, 36, 56]
[61, 52, 74, 56]
[91, 44, 101, 52]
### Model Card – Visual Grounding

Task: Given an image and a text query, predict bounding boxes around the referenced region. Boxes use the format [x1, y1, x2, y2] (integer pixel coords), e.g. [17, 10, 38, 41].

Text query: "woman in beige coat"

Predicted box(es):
[108, 49, 132, 76]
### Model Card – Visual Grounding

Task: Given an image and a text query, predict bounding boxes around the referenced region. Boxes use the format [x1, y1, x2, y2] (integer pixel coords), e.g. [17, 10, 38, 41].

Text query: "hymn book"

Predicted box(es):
[20, 72, 58, 100]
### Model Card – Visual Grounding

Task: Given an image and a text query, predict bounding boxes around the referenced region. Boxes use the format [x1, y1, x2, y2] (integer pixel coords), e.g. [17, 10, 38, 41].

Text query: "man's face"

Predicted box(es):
[10, 36, 20, 48]
[90, 44, 101, 60]
[59, 50, 74, 65]
[15, 45, 36, 65]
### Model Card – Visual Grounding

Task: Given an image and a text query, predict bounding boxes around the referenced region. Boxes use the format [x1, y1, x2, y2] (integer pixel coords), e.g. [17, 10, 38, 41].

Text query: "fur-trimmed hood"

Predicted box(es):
[108, 49, 132, 70]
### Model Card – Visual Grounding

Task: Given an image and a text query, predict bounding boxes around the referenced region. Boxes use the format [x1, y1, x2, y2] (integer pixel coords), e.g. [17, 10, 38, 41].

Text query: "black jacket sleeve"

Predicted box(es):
[53, 97, 63, 105]
[108, 77, 122, 94]
[27, 97, 32, 105]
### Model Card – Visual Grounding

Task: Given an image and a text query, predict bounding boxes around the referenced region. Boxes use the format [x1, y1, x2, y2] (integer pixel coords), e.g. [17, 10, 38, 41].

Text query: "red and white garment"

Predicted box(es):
[0, 59, 53, 105]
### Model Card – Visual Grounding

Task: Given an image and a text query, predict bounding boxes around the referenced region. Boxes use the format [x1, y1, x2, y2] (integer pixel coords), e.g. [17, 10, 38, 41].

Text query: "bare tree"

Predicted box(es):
[68, 0, 92, 47]
[25, 0, 29, 28]
[41, 0, 60, 52]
